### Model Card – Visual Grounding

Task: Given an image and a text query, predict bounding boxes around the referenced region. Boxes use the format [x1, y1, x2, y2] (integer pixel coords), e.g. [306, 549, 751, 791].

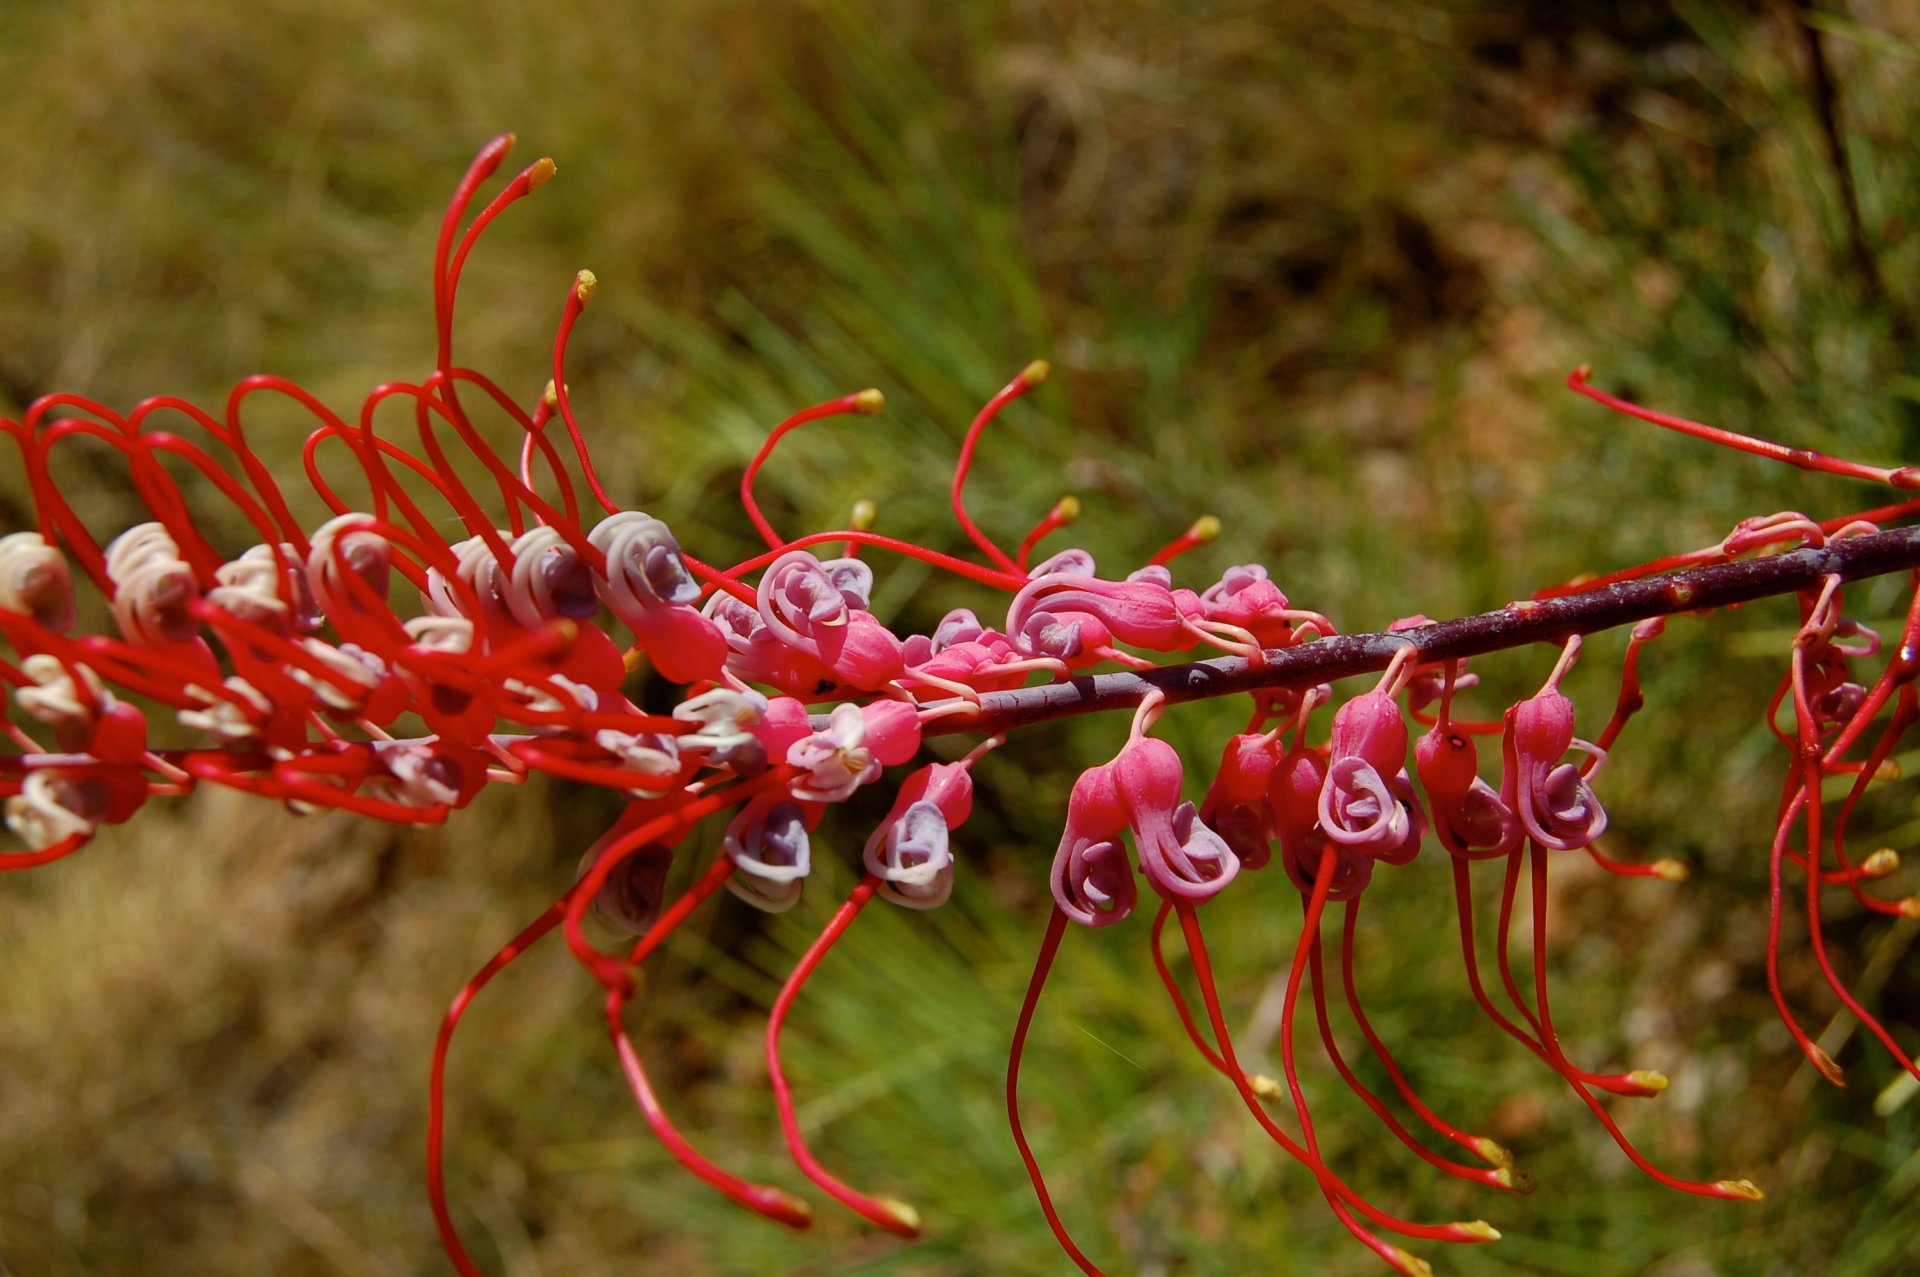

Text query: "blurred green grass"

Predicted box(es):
[2, 1, 1919, 1274]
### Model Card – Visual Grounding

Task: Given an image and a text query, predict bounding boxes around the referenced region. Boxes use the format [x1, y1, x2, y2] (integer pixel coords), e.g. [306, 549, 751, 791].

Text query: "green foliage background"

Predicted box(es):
[1, 2, 1918, 1274]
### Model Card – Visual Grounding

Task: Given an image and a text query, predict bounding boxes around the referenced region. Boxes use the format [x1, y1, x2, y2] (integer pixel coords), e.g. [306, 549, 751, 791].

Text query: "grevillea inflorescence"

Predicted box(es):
[5, 138, 1920, 1276]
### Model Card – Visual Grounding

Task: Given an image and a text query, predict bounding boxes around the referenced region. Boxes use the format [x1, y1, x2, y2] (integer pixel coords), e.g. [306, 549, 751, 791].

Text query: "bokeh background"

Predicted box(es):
[2, 1, 1918, 1274]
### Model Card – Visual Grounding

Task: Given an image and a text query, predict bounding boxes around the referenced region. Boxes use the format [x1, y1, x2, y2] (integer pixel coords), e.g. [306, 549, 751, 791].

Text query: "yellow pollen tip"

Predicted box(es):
[850, 499, 878, 532]
[1860, 848, 1900, 877]
[1715, 1178, 1764, 1201]
[1573, 362, 1593, 380]
[1811, 1046, 1846, 1086]
[1453, 1220, 1501, 1242]
[1653, 858, 1690, 882]
[852, 387, 885, 415]
[1469, 1136, 1513, 1168]
[1248, 1073, 1284, 1102]
[1053, 494, 1082, 523]
[1187, 514, 1222, 544]
[1627, 1069, 1669, 1093]
[1019, 359, 1051, 389]
[878, 1196, 922, 1236]
[542, 379, 561, 410]
[1900, 896, 1920, 919]
[622, 646, 647, 675]
[574, 269, 598, 304]
[1875, 759, 1902, 781]
[1493, 1166, 1537, 1193]
[528, 156, 556, 189]
[1386, 1247, 1434, 1277]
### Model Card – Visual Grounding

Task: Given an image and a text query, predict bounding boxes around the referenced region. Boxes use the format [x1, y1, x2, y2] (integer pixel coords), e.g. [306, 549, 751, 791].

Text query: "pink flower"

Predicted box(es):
[1113, 736, 1239, 901]
[785, 701, 920, 803]
[1503, 687, 1607, 851]
[1268, 741, 1374, 900]
[1048, 762, 1136, 926]
[756, 550, 906, 693]
[590, 512, 728, 684]
[1199, 732, 1282, 871]
[1318, 690, 1424, 864]
[1008, 570, 1207, 660]
[1415, 725, 1518, 859]
[863, 761, 975, 910]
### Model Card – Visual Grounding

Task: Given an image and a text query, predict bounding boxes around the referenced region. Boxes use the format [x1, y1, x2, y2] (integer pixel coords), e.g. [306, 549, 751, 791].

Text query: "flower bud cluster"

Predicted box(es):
[6, 138, 1920, 1277]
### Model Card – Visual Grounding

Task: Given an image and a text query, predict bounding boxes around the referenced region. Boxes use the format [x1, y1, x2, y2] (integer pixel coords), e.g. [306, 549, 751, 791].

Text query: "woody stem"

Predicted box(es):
[921, 525, 1920, 740]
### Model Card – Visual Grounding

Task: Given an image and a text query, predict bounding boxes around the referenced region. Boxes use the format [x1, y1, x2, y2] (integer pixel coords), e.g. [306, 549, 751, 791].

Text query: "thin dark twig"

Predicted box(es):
[922, 524, 1920, 739]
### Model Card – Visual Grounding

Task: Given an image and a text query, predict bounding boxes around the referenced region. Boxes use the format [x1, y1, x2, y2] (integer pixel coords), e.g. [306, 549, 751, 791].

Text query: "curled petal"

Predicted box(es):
[1050, 835, 1136, 926]
[593, 729, 683, 783]
[178, 678, 275, 746]
[503, 526, 600, 626]
[675, 687, 768, 752]
[577, 841, 676, 935]
[1319, 757, 1406, 850]
[758, 550, 849, 653]
[591, 512, 700, 608]
[931, 608, 985, 651]
[1139, 801, 1240, 901]
[1522, 759, 1608, 851]
[1210, 803, 1274, 872]
[724, 800, 812, 913]
[1126, 564, 1173, 589]
[816, 557, 875, 612]
[1279, 831, 1375, 901]
[1028, 547, 1096, 578]
[592, 513, 724, 683]
[5, 771, 108, 850]
[1506, 692, 1609, 851]
[372, 742, 465, 808]
[786, 704, 880, 803]
[1016, 609, 1081, 660]
[0, 532, 76, 632]
[866, 800, 955, 909]
[105, 523, 201, 645]
[308, 515, 393, 619]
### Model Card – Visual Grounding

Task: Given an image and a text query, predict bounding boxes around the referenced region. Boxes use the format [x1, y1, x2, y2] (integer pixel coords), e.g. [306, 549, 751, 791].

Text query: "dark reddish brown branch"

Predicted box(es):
[922, 525, 1920, 740]
[11, 528, 1920, 778]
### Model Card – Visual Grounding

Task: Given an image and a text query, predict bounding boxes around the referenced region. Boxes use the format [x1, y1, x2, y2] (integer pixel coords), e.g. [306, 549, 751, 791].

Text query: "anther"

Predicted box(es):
[1468, 1136, 1513, 1168]
[1714, 1179, 1765, 1201]
[875, 1196, 922, 1238]
[1858, 848, 1899, 877]
[1451, 1220, 1502, 1242]
[1384, 1246, 1434, 1277]
[852, 388, 885, 415]
[1492, 1166, 1537, 1194]
[1248, 1074, 1284, 1102]
[850, 499, 878, 531]
[1626, 1069, 1669, 1094]
[1652, 859, 1690, 882]
[574, 269, 598, 305]
[1018, 359, 1051, 389]
[1810, 1046, 1846, 1086]
[1900, 896, 1920, 919]
[528, 156, 556, 189]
